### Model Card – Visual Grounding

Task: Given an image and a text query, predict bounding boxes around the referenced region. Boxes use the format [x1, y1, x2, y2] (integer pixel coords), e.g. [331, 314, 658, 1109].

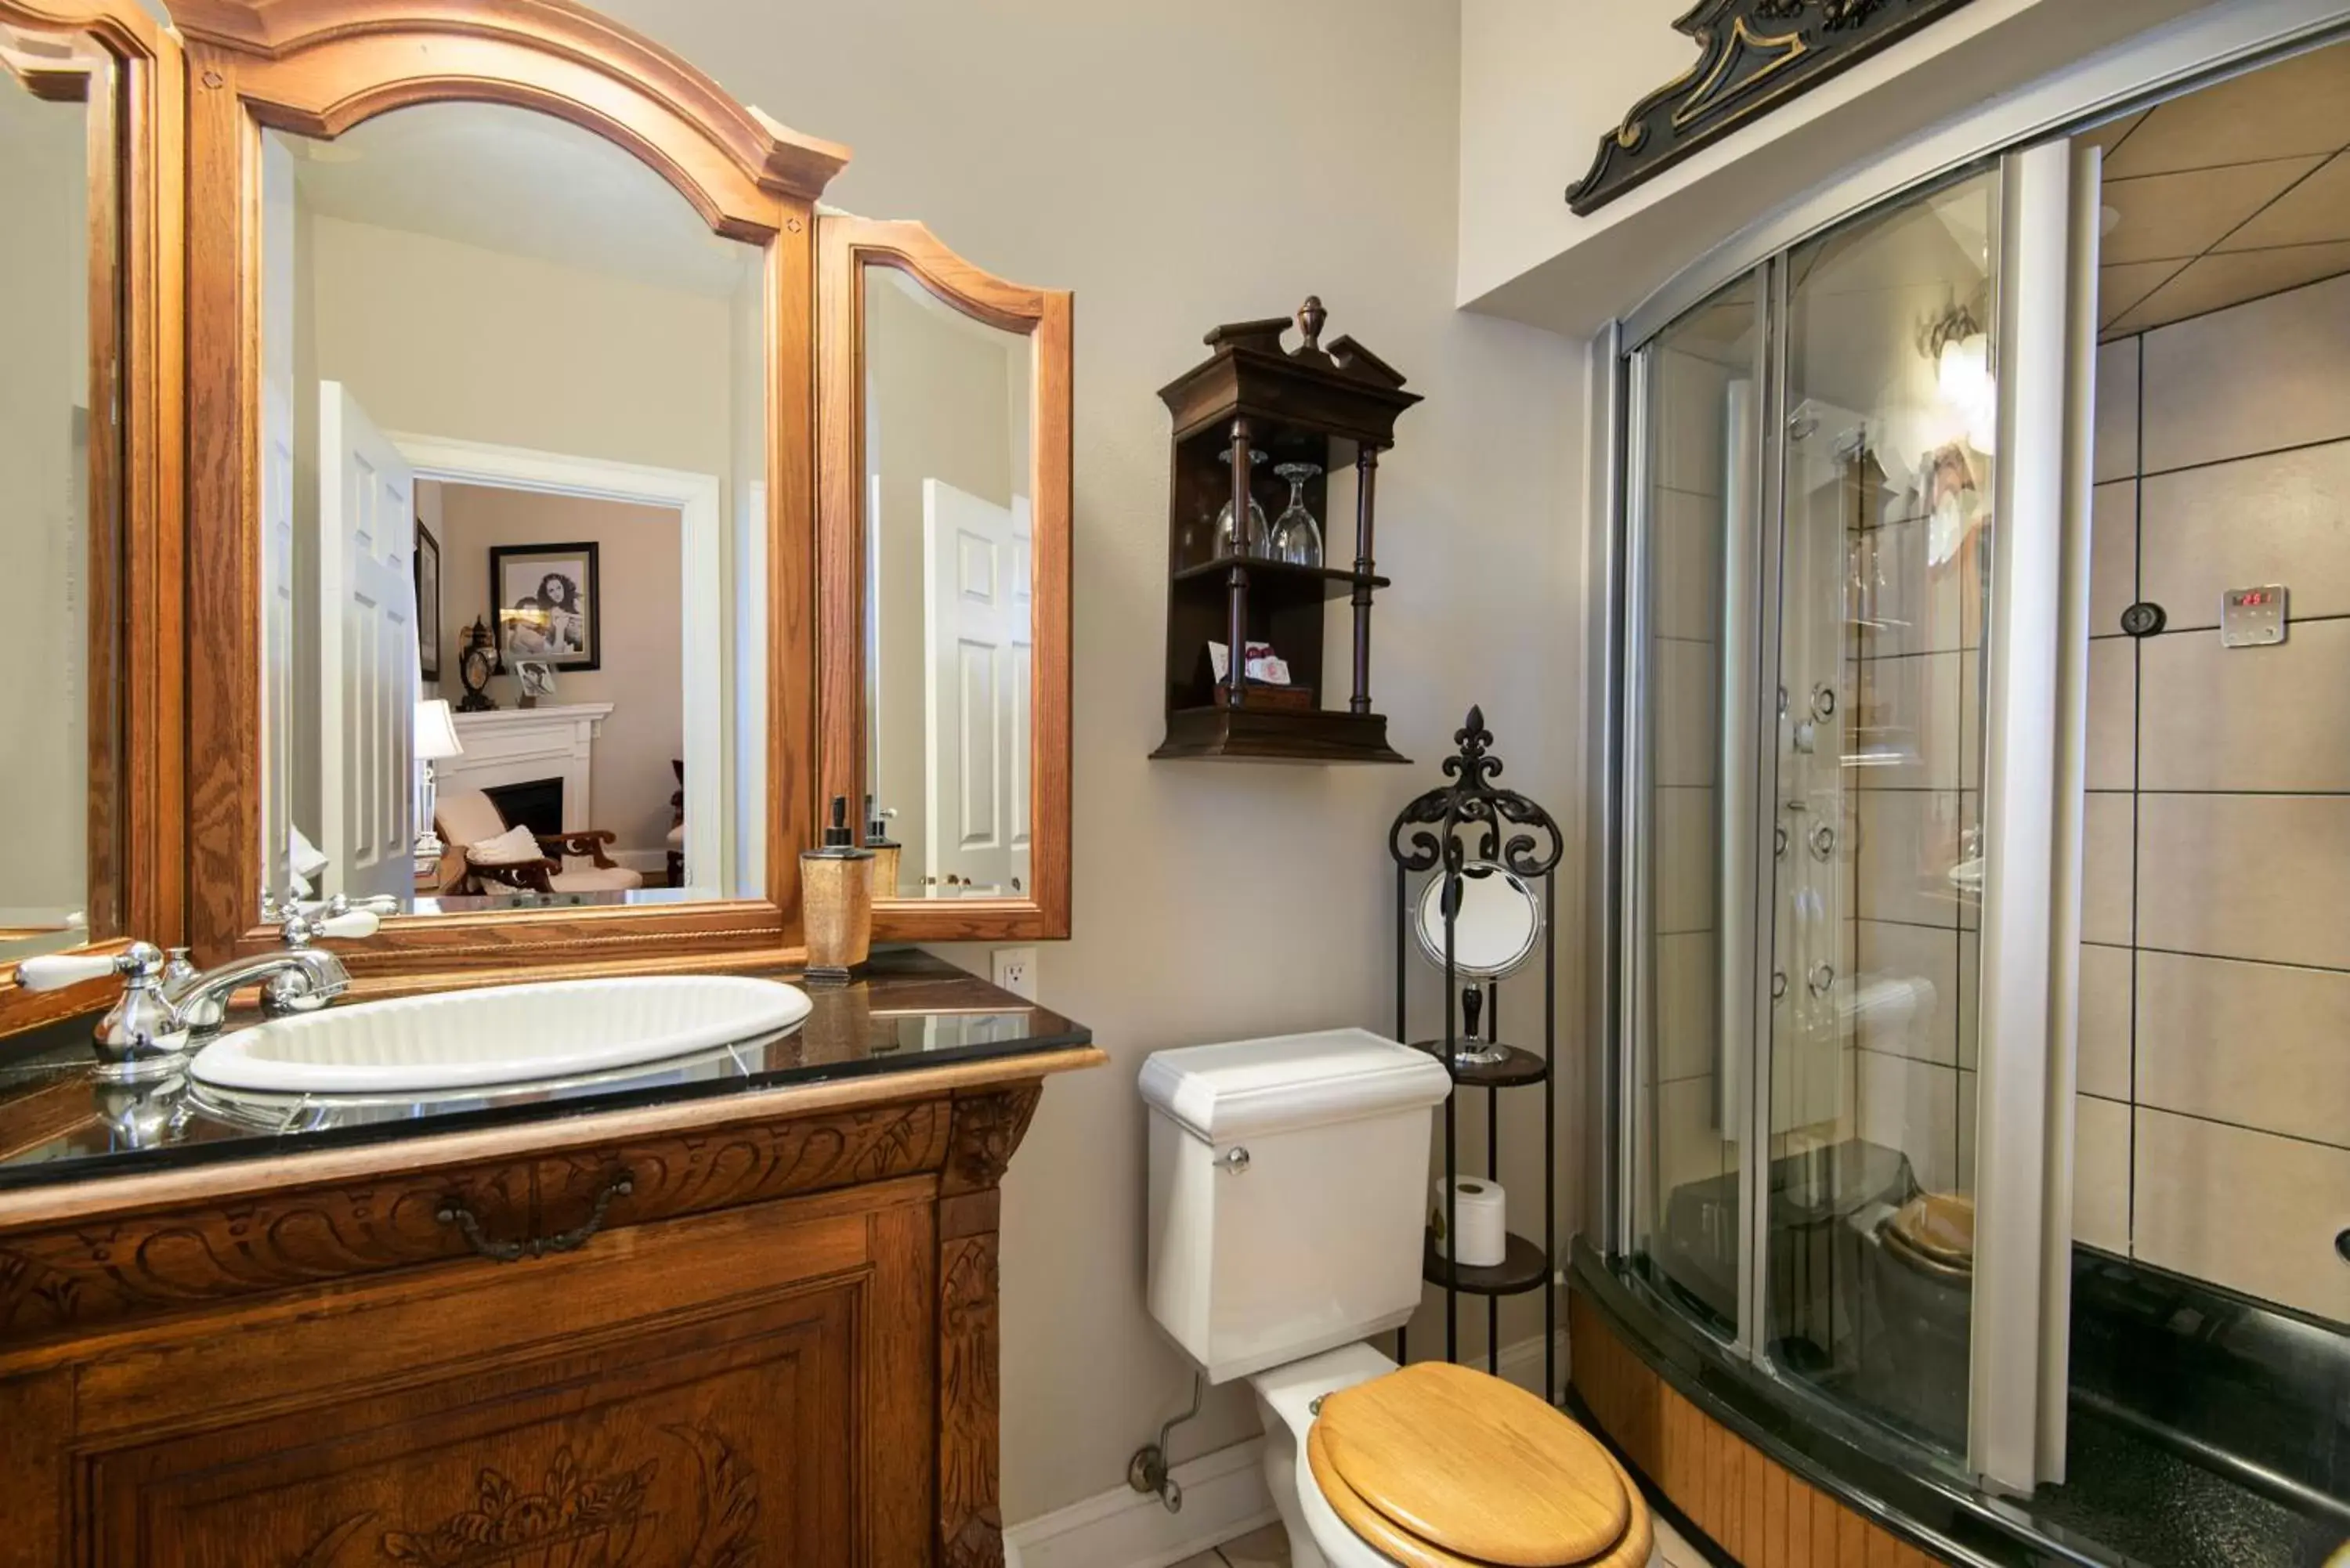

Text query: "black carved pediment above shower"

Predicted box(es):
[1566, 0, 1979, 215]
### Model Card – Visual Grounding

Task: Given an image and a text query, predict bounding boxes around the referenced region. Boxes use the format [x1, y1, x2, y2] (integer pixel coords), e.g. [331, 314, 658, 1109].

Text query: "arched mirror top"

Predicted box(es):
[0, 15, 107, 93]
[0, 0, 164, 63]
[166, 0, 849, 228]
[826, 216, 1065, 336]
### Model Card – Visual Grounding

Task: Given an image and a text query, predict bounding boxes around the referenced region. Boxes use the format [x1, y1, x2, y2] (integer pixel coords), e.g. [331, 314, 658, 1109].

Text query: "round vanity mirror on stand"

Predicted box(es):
[1414, 862, 1542, 1067]
[1414, 862, 1543, 977]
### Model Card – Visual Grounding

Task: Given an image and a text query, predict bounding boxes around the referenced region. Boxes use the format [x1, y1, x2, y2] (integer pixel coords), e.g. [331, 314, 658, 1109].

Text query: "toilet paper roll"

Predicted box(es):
[1430, 1176, 1507, 1269]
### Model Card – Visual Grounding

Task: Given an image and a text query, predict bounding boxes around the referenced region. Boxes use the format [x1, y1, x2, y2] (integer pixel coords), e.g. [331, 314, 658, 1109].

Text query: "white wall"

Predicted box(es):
[1458, 0, 1690, 307]
[726, 247, 768, 894]
[0, 74, 94, 929]
[305, 214, 739, 494]
[1458, 0, 2231, 332]
[591, 0, 1589, 1522]
[865, 272, 1020, 888]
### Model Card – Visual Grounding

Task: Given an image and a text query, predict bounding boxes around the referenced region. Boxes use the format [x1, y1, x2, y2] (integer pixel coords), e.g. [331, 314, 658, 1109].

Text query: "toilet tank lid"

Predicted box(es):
[1139, 1029, 1451, 1141]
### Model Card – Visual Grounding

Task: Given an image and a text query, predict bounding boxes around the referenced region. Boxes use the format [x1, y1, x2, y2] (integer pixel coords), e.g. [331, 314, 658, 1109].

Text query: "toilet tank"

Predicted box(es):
[1141, 1029, 1451, 1385]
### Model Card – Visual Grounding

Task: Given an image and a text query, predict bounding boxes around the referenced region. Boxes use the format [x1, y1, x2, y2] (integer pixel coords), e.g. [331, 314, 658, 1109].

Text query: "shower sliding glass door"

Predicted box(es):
[1761, 167, 2000, 1461]
[1623, 270, 1760, 1344]
[1618, 143, 2093, 1490]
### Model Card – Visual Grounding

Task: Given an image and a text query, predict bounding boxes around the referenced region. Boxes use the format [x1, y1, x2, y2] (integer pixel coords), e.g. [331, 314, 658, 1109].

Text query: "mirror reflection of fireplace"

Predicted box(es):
[483, 778, 565, 841]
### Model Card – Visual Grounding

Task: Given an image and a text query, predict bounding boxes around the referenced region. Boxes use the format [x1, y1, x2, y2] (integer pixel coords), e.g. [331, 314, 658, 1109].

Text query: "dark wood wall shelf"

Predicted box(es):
[1151, 298, 1420, 764]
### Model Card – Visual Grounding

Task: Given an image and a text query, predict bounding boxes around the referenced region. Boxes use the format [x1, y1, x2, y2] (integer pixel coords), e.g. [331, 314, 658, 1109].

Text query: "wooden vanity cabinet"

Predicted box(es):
[0, 1071, 1068, 1566]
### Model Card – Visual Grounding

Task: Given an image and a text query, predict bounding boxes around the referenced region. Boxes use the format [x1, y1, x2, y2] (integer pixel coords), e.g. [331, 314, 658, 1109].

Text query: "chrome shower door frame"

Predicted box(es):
[1603, 144, 2099, 1493]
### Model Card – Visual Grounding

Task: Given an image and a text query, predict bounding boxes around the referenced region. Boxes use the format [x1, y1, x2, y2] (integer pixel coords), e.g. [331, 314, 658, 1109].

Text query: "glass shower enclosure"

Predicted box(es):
[1613, 143, 2092, 1491]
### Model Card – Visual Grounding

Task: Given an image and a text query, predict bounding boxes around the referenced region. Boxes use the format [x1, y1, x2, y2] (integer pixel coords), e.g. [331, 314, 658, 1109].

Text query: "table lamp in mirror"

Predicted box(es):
[412, 699, 463, 880]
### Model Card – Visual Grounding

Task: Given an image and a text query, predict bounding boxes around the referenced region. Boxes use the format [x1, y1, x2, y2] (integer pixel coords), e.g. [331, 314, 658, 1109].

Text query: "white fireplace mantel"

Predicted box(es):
[441, 703, 613, 832]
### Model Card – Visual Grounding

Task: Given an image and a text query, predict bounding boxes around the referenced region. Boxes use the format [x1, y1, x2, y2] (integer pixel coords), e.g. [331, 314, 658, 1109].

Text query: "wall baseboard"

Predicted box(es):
[1494, 1326, 1571, 1401]
[1004, 1328, 1569, 1568]
[1005, 1436, 1275, 1568]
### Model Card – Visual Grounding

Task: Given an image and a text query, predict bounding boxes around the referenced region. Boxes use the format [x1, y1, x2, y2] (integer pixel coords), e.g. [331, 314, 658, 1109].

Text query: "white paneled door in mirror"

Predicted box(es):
[862, 265, 1035, 901]
[255, 103, 769, 919]
[0, 22, 120, 962]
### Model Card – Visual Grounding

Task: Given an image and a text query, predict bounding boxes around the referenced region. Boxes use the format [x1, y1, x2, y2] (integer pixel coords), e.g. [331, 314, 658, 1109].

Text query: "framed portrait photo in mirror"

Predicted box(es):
[818, 215, 1072, 942]
[491, 540, 599, 671]
[414, 519, 440, 681]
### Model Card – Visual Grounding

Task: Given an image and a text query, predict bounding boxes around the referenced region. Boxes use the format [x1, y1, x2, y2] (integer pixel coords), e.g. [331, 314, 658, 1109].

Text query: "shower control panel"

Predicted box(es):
[2222, 584, 2287, 648]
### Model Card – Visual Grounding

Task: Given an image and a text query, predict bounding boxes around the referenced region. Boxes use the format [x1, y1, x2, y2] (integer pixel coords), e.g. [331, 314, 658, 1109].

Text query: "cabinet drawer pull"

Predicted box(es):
[438, 1172, 635, 1263]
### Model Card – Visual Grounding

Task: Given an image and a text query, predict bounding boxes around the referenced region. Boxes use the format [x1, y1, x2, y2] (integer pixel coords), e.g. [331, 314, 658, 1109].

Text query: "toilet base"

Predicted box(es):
[1246, 1341, 1401, 1568]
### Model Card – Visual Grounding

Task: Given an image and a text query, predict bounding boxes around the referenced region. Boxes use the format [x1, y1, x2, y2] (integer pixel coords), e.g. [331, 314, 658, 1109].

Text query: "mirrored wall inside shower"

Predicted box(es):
[1625, 167, 2003, 1462]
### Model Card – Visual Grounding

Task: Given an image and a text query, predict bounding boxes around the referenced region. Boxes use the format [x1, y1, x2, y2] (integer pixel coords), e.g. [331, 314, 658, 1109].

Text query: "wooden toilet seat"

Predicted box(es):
[1305, 1362, 1654, 1568]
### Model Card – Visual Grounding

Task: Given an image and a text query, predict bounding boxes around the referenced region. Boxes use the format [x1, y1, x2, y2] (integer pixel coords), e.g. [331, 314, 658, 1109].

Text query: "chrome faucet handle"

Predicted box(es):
[15, 942, 192, 1082]
[329, 894, 400, 916]
[277, 894, 395, 948]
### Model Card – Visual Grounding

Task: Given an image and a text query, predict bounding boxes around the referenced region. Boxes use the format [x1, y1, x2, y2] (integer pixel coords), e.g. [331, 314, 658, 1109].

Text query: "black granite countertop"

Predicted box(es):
[0, 950, 1092, 1194]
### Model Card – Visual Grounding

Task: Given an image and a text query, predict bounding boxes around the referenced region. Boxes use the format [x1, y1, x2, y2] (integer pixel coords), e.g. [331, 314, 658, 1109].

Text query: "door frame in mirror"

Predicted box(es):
[174, 0, 850, 977]
[816, 215, 1072, 942]
[0, 0, 185, 1041]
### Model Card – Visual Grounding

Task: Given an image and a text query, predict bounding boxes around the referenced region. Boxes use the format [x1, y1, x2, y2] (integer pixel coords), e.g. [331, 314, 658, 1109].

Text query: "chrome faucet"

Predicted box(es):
[168, 895, 394, 1031]
[14, 895, 391, 1078]
[163, 944, 354, 1035]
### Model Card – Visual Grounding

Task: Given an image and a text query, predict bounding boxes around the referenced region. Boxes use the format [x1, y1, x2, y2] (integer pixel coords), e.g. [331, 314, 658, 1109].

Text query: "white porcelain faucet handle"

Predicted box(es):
[14, 949, 136, 992]
[313, 910, 381, 941]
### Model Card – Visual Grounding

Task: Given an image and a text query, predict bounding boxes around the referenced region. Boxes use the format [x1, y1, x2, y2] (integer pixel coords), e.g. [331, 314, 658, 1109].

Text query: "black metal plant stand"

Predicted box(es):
[1388, 706, 1564, 1400]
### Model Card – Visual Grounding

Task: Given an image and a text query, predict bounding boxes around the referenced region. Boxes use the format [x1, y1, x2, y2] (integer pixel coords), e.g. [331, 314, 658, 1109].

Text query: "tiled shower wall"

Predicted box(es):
[2081, 268, 2350, 1327]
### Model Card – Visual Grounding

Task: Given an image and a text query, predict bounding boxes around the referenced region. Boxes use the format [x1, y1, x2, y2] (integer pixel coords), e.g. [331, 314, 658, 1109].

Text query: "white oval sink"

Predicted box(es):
[189, 974, 812, 1095]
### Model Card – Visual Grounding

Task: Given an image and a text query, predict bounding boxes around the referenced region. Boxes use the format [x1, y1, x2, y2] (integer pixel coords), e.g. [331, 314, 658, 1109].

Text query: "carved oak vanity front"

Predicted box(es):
[0, 954, 1096, 1565]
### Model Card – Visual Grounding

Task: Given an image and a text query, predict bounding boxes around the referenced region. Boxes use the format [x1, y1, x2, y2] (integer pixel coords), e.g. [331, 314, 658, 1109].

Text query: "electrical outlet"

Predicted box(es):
[992, 945, 1039, 1002]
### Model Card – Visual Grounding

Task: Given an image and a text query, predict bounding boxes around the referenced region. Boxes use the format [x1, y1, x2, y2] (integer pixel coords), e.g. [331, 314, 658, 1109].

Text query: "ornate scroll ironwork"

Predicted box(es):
[1565, 0, 1978, 215]
[1387, 706, 1563, 882]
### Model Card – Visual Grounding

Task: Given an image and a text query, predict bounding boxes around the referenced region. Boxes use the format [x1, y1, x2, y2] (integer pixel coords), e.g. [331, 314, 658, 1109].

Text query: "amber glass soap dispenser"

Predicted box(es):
[801, 796, 874, 982]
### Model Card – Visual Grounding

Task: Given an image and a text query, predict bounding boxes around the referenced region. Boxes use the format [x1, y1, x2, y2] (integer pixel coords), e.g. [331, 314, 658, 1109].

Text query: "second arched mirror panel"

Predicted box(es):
[174, 0, 848, 973]
[816, 215, 1072, 942]
[0, 0, 183, 1039]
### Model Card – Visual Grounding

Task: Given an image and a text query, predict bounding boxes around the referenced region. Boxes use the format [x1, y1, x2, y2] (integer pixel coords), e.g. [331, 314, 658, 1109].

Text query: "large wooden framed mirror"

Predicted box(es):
[817, 217, 1072, 941]
[0, 0, 183, 1038]
[175, 0, 849, 975]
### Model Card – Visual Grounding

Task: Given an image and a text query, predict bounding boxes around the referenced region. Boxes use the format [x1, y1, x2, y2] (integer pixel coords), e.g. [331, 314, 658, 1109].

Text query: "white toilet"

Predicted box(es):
[1142, 1029, 1652, 1568]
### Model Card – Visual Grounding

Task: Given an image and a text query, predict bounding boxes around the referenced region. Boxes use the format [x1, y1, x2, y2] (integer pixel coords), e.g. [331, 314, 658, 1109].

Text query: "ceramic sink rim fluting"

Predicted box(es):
[187, 974, 814, 1095]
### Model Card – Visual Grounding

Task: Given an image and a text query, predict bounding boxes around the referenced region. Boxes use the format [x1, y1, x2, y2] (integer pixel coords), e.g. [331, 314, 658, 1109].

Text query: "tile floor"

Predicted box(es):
[1173, 1521, 1285, 1568]
[1174, 1512, 1707, 1566]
